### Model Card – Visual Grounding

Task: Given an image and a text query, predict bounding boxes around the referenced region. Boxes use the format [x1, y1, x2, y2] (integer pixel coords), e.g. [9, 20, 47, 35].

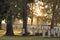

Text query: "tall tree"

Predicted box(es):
[42, 0, 57, 29]
[50, 0, 56, 29]
[5, 0, 14, 36]
[5, 10, 14, 36]
[22, 0, 34, 36]
[0, 0, 9, 30]
[0, 0, 3, 30]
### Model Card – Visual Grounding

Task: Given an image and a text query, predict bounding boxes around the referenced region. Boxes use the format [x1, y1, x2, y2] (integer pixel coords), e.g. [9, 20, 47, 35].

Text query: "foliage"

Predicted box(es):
[41, 0, 60, 25]
[0, 0, 10, 21]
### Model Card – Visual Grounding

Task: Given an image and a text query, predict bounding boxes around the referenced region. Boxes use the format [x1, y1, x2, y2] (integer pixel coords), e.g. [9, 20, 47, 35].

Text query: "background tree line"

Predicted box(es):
[0, 0, 60, 36]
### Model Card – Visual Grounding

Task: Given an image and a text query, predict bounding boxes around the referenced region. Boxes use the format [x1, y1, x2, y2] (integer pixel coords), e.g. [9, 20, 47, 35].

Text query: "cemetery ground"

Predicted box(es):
[0, 29, 60, 40]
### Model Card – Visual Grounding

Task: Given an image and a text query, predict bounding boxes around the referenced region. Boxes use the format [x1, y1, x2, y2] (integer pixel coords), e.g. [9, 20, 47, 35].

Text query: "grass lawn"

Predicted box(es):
[0, 36, 60, 40]
[0, 30, 60, 40]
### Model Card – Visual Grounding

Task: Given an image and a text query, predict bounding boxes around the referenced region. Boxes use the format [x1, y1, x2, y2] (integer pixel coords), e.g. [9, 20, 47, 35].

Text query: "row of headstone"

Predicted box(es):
[23, 25, 60, 37]
[42, 27, 60, 37]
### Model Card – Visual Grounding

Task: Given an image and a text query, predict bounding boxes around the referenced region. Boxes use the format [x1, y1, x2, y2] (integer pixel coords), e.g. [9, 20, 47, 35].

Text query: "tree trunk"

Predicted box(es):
[0, 20, 2, 30]
[22, 2, 29, 36]
[23, 16, 28, 36]
[5, 10, 14, 36]
[31, 3, 33, 25]
[54, 20, 57, 26]
[50, 0, 56, 29]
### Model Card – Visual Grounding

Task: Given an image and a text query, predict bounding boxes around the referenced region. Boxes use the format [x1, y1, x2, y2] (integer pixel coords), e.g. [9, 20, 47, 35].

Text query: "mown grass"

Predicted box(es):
[0, 36, 60, 40]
